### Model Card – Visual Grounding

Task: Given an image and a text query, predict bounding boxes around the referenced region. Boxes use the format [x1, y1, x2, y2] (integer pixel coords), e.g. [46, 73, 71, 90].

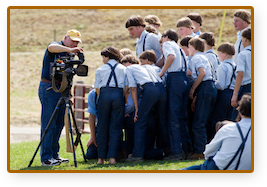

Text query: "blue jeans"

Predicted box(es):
[192, 80, 217, 153]
[166, 72, 190, 155]
[183, 157, 219, 170]
[97, 87, 124, 159]
[38, 82, 65, 162]
[133, 83, 168, 158]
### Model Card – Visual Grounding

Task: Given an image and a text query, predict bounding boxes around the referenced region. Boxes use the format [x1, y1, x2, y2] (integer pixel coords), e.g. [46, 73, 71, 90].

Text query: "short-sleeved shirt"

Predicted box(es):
[126, 64, 161, 88]
[204, 49, 220, 74]
[41, 41, 67, 80]
[190, 52, 213, 82]
[162, 41, 187, 73]
[94, 59, 128, 90]
[230, 45, 251, 89]
[234, 27, 248, 62]
[215, 59, 236, 90]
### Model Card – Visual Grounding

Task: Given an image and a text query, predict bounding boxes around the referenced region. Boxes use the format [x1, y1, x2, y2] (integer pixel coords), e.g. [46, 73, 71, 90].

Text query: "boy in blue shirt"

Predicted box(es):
[125, 15, 163, 66]
[125, 54, 167, 162]
[207, 42, 236, 142]
[94, 46, 128, 164]
[158, 29, 190, 160]
[231, 28, 251, 121]
[187, 38, 217, 159]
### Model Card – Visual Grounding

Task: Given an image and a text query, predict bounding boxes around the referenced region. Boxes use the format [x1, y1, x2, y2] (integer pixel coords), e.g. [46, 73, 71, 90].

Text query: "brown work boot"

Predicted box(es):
[187, 153, 204, 160]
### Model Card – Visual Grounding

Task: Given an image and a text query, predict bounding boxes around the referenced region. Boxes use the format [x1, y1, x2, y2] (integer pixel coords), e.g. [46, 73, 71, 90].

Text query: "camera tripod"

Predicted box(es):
[28, 85, 87, 168]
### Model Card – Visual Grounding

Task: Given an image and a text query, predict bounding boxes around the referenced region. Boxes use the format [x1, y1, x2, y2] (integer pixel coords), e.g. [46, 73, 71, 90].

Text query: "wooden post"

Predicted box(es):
[74, 80, 85, 131]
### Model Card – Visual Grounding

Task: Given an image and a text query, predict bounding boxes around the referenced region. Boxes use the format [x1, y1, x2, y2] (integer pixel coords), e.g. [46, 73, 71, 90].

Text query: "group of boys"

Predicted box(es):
[85, 9, 251, 163]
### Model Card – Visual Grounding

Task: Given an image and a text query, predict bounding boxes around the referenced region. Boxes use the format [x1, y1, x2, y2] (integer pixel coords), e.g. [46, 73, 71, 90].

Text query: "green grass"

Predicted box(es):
[9, 134, 204, 172]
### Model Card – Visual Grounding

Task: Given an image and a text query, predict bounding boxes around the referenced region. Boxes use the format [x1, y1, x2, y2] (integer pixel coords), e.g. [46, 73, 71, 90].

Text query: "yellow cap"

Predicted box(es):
[66, 29, 82, 43]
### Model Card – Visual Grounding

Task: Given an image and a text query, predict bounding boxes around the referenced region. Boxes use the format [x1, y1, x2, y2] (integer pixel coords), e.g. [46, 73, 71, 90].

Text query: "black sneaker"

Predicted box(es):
[55, 156, 69, 164]
[41, 158, 61, 166]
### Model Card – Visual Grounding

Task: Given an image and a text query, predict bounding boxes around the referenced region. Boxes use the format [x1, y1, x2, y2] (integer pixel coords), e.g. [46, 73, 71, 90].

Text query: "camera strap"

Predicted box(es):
[51, 67, 68, 93]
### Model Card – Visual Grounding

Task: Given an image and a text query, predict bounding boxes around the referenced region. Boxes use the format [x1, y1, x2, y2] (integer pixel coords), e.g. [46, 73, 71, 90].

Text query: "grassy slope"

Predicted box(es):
[9, 134, 203, 171]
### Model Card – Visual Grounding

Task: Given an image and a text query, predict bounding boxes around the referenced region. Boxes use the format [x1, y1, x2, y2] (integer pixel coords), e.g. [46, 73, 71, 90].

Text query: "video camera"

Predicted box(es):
[50, 51, 88, 93]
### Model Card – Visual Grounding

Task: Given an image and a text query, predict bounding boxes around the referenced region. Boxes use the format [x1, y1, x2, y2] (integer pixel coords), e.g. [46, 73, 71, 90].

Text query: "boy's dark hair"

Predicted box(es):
[139, 50, 157, 64]
[241, 27, 251, 41]
[101, 46, 122, 61]
[217, 42, 235, 56]
[199, 32, 215, 46]
[189, 38, 205, 52]
[121, 54, 139, 64]
[180, 35, 193, 47]
[145, 25, 158, 35]
[162, 29, 179, 43]
[187, 13, 202, 26]
[125, 15, 147, 28]
[237, 93, 251, 118]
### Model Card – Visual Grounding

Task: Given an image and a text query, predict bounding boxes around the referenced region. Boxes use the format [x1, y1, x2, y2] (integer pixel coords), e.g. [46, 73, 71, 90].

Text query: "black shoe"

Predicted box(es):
[163, 153, 182, 161]
[125, 156, 144, 162]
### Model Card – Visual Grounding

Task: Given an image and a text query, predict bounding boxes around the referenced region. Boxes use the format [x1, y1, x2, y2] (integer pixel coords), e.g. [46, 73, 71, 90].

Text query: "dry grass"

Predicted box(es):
[9, 7, 252, 126]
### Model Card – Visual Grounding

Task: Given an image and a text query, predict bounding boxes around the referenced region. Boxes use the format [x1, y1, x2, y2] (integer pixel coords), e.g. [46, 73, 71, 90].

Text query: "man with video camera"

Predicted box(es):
[39, 29, 83, 166]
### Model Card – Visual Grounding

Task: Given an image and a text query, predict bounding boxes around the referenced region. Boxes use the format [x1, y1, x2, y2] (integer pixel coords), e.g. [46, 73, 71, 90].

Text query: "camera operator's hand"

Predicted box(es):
[69, 47, 84, 55]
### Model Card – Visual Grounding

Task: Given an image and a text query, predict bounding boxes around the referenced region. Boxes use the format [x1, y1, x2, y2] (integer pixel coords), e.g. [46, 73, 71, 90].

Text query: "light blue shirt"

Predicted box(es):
[162, 41, 187, 73]
[190, 52, 213, 82]
[195, 30, 202, 36]
[152, 64, 167, 87]
[94, 59, 128, 90]
[230, 45, 251, 89]
[234, 27, 248, 62]
[126, 64, 161, 88]
[215, 59, 236, 90]
[204, 49, 220, 80]
[136, 30, 163, 63]
[87, 89, 98, 118]
[191, 31, 199, 38]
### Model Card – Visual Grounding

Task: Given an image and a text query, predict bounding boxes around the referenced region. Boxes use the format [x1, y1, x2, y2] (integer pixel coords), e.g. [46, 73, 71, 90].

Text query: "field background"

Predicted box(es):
[9, 7, 251, 127]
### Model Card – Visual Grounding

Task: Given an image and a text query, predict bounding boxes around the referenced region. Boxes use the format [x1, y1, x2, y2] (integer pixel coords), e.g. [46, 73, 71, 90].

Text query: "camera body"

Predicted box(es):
[50, 52, 88, 93]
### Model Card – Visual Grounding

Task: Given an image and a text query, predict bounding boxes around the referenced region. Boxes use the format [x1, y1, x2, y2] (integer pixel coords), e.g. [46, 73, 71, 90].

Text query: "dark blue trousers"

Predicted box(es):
[133, 83, 168, 158]
[231, 83, 251, 121]
[192, 80, 217, 153]
[207, 88, 233, 142]
[97, 87, 124, 159]
[166, 72, 190, 155]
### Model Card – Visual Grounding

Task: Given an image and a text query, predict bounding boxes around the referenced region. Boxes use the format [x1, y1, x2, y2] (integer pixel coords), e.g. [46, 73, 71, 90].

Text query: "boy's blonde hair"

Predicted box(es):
[120, 48, 133, 56]
[176, 17, 195, 29]
[233, 9, 251, 24]
[144, 15, 162, 26]
[121, 54, 139, 64]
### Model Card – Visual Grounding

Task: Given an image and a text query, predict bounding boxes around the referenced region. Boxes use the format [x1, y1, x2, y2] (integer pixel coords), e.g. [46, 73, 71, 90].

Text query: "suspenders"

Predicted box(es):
[179, 48, 187, 72]
[223, 123, 251, 170]
[224, 61, 237, 89]
[106, 63, 119, 88]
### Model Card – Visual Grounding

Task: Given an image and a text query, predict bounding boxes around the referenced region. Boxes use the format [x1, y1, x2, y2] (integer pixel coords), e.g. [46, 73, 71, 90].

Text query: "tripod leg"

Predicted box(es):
[28, 97, 64, 167]
[69, 104, 87, 162]
[66, 103, 77, 167]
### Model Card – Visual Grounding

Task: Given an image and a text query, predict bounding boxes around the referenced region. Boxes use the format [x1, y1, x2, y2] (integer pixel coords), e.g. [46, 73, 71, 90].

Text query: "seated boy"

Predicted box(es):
[182, 94, 251, 170]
